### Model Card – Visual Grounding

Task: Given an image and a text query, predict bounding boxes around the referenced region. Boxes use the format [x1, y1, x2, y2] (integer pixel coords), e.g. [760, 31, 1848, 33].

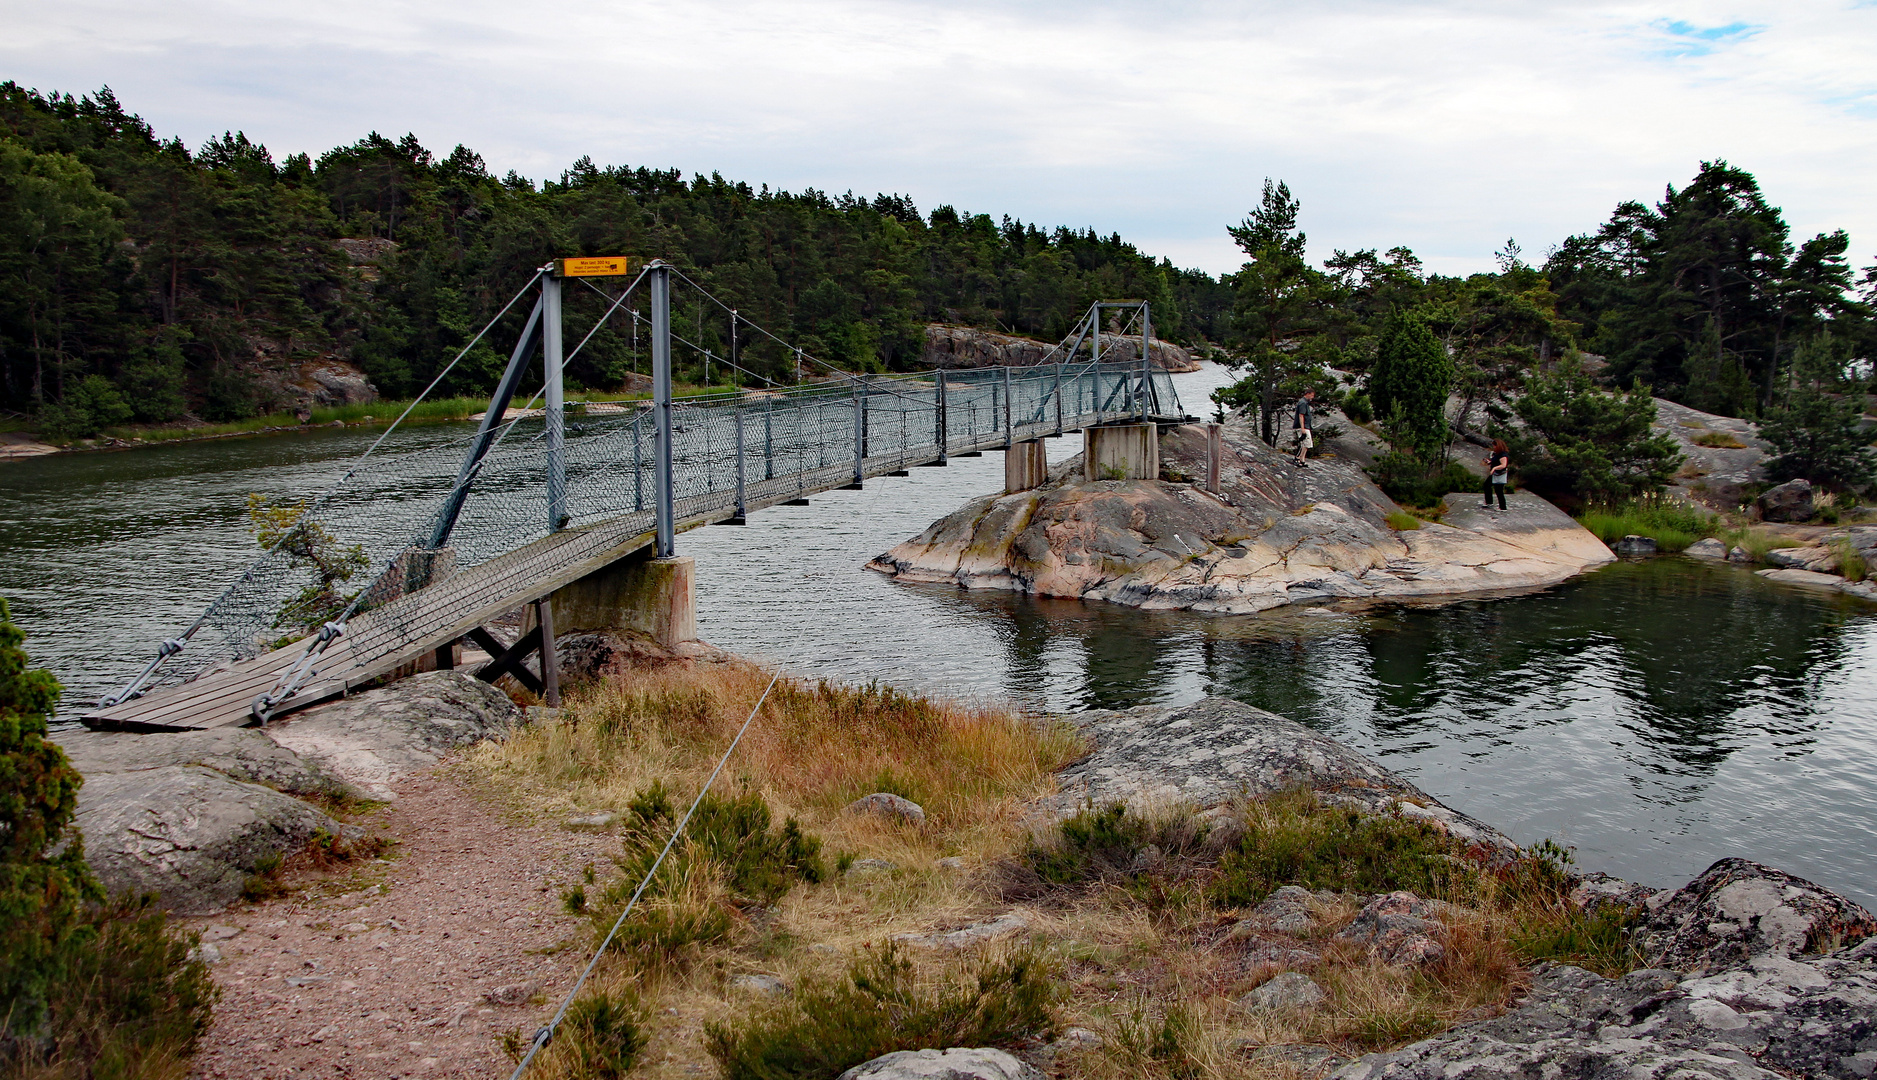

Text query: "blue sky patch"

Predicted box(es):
[1651, 19, 1763, 57]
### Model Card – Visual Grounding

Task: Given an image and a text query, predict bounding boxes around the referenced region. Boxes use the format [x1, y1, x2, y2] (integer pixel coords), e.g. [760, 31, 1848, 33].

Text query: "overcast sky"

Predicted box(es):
[3, 0, 1872, 279]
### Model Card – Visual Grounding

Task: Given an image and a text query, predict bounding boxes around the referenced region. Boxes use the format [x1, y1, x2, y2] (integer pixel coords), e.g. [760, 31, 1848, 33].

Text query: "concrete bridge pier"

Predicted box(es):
[1005, 439, 1049, 493]
[527, 550, 697, 648]
[1084, 423, 1158, 482]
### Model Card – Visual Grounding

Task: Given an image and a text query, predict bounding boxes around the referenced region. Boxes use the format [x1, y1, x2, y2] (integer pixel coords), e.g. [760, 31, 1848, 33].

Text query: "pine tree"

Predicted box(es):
[1368, 311, 1453, 461]
[1759, 331, 1874, 490]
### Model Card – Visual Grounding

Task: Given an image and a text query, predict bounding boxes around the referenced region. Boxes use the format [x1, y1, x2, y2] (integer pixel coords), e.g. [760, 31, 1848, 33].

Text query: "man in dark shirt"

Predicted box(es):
[1292, 389, 1315, 467]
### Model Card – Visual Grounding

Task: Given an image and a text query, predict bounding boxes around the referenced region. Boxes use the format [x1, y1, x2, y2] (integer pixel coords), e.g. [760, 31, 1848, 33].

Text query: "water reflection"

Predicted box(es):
[921, 560, 1877, 905]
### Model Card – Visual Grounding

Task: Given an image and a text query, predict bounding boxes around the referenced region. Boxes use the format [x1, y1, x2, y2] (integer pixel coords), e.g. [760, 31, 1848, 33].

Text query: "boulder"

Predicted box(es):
[893, 912, 1030, 951]
[837, 1048, 1042, 1080]
[54, 728, 366, 802]
[1614, 534, 1659, 556]
[1757, 479, 1815, 522]
[74, 765, 342, 914]
[1046, 697, 1514, 851]
[1239, 971, 1327, 1010]
[869, 419, 1612, 616]
[1633, 858, 1876, 974]
[1567, 872, 1661, 915]
[1685, 538, 1729, 559]
[1335, 892, 1454, 965]
[1331, 951, 1877, 1080]
[729, 974, 789, 997]
[1765, 546, 1832, 571]
[1728, 545, 1753, 563]
[845, 792, 927, 826]
[1254, 884, 1320, 934]
[265, 670, 522, 799]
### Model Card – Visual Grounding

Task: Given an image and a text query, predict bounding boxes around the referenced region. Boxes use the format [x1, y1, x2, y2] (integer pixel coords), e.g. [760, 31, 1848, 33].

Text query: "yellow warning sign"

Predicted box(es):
[557, 256, 632, 277]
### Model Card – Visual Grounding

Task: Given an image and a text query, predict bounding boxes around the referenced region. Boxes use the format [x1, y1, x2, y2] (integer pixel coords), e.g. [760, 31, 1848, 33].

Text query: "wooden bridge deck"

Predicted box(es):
[81, 409, 1182, 732]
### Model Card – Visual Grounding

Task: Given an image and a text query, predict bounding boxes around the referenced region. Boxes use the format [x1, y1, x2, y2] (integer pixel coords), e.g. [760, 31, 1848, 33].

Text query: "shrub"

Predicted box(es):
[1385, 511, 1423, 531]
[592, 784, 824, 967]
[1014, 803, 1214, 895]
[0, 597, 216, 1077]
[1342, 391, 1374, 426]
[557, 993, 648, 1080]
[1373, 455, 1477, 510]
[1209, 789, 1478, 907]
[704, 943, 1056, 1080]
[37, 375, 134, 439]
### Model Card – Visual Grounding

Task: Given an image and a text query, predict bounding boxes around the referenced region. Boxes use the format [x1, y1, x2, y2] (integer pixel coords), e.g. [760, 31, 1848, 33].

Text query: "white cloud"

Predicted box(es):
[1, 0, 1872, 277]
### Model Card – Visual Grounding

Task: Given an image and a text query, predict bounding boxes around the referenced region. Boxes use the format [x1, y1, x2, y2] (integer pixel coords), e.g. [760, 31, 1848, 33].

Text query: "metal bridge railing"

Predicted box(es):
[98, 262, 1182, 713]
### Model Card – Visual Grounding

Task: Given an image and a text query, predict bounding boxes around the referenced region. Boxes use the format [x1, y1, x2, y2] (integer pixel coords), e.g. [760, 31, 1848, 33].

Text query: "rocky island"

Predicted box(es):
[869, 417, 1614, 613]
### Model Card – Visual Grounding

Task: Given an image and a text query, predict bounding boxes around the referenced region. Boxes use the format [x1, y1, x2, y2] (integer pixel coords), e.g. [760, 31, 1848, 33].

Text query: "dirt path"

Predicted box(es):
[186, 772, 616, 1080]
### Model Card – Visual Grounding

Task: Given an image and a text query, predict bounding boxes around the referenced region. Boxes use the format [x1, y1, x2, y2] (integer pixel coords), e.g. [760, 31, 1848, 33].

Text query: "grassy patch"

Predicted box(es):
[1831, 539, 1868, 582]
[461, 664, 1082, 840]
[1384, 511, 1422, 531]
[1692, 430, 1748, 449]
[1577, 498, 1720, 552]
[704, 943, 1057, 1080]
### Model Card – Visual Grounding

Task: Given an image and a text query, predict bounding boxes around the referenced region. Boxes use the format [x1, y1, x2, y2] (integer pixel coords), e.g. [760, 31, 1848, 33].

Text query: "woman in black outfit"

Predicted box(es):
[1482, 439, 1510, 510]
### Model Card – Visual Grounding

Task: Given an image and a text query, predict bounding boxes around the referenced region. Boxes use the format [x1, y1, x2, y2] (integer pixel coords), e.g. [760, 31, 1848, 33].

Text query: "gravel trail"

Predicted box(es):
[186, 772, 615, 1080]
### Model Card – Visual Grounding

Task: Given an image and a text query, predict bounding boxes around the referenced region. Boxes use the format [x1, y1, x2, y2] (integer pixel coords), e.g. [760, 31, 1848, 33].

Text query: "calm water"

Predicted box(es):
[3, 363, 1874, 906]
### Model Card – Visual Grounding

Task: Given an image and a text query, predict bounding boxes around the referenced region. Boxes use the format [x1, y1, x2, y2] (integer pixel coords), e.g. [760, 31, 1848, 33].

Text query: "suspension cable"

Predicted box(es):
[508, 671, 782, 1080]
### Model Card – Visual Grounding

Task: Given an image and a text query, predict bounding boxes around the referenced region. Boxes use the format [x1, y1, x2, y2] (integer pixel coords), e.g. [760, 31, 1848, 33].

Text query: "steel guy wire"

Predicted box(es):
[508, 670, 782, 1080]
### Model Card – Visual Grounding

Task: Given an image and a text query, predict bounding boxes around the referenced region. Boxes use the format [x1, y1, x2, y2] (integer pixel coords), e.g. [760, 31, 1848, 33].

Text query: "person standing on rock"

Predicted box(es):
[1481, 439, 1510, 511]
[1292, 389, 1315, 467]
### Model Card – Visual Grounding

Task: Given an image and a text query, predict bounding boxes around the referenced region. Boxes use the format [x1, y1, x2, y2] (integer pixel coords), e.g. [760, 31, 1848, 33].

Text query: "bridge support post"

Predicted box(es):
[651, 262, 675, 558]
[533, 598, 560, 707]
[1005, 439, 1048, 493]
[1206, 423, 1223, 493]
[730, 407, 747, 523]
[933, 368, 948, 465]
[1003, 365, 1013, 447]
[544, 272, 567, 531]
[1140, 302, 1152, 422]
[1085, 423, 1158, 483]
[532, 551, 696, 649]
[845, 378, 864, 489]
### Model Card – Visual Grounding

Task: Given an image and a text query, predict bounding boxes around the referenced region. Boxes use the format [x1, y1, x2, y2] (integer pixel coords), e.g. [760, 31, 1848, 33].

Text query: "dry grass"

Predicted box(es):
[457, 660, 1638, 1080]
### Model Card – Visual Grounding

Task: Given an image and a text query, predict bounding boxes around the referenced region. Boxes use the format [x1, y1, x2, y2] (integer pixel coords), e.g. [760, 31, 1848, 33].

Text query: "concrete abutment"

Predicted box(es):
[1004, 439, 1049, 493]
[531, 551, 697, 647]
[1084, 423, 1159, 482]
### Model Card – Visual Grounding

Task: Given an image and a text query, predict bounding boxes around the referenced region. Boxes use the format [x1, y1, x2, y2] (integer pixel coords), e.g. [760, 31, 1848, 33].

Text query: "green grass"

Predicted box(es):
[1576, 498, 1720, 553]
[1385, 510, 1423, 531]
[704, 944, 1057, 1080]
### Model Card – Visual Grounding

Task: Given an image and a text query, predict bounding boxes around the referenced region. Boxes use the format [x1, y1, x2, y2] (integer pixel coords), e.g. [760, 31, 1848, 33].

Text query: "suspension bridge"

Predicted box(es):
[80, 260, 1187, 733]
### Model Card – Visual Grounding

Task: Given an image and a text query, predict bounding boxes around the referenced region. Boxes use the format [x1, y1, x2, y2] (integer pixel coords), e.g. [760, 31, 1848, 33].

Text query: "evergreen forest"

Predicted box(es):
[2, 83, 1872, 476]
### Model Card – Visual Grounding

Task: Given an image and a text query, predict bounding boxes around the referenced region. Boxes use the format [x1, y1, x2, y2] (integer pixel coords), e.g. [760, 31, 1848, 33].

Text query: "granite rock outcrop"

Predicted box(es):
[870, 420, 1613, 614]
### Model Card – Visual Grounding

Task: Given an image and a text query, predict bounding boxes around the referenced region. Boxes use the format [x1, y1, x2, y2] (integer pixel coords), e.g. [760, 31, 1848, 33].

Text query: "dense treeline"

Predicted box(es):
[1214, 167, 1874, 500]
[0, 84, 1232, 435]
